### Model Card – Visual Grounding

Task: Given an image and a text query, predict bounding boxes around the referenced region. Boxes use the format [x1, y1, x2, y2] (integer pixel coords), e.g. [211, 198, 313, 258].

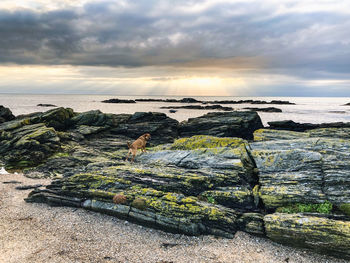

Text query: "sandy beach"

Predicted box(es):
[0, 173, 347, 263]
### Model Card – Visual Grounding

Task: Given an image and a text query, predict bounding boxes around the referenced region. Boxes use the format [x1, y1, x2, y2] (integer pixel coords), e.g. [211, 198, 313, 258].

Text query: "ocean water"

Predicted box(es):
[1, 94, 350, 126]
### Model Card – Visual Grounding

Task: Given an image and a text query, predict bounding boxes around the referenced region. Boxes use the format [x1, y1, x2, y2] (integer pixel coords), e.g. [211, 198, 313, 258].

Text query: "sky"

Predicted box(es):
[0, 0, 349, 96]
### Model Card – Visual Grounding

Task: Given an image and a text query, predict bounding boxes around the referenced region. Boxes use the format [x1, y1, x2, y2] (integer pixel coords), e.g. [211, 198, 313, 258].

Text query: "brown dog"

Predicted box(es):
[125, 133, 151, 162]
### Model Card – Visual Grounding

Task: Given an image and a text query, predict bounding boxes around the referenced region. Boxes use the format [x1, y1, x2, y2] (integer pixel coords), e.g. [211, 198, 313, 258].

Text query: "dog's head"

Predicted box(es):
[142, 133, 151, 140]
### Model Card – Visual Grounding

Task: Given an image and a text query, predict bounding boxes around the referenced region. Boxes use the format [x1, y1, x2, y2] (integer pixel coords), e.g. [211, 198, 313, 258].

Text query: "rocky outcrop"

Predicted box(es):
[26, 135, 262, 237]
[268, 120, 350, 132]
[2, 106, 350, 259]
[22, 132, 350, 259]
[179, 111, 263, 140]
[0, 105, 15, 124]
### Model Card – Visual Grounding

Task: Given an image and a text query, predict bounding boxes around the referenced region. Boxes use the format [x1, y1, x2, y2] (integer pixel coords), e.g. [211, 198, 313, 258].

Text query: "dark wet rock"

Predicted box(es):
[16, 184, 43, 190]
[268, 120, 350, 132]
[0, 105, 15, 124]
[70, 110, 129, 128]
[179, 111, 263, 140]
[264, 213, 350, 259]
[169, 110, 177, 113]
[243, 107, 282, 113]
[101, 98, 136, 103]
[3, 180, 22, 184]
[37, 104, 57, 107]
[161, 105, 233, 111]
[344, 102, 350, 106]
[110, 112, 179, 144]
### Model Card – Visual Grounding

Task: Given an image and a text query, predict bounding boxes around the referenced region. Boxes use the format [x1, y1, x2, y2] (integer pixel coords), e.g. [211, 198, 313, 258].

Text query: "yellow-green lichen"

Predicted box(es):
[170, 135, 246, 150]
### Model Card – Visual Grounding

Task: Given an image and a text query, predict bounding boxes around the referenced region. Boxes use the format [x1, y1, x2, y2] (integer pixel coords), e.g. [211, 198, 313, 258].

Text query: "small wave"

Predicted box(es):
[0, 167, 9, 175]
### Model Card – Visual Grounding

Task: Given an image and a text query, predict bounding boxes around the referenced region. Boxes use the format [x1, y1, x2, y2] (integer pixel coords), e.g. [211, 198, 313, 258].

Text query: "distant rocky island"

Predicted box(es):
[101, 97, 296, 105]
[37, 103, 57, 107]
[1, 105, 350, 260]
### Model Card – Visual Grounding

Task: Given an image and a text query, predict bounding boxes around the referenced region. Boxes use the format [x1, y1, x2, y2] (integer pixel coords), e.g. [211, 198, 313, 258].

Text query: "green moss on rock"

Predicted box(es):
[276, 201, 333, 214]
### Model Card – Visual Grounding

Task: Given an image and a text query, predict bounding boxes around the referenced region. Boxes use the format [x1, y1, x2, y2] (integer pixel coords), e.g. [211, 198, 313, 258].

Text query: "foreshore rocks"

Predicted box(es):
[1, 105, 350, 259]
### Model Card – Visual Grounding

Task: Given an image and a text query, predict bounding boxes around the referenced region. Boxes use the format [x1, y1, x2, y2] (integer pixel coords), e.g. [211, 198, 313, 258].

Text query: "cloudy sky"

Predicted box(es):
[0, 0, 349, 96]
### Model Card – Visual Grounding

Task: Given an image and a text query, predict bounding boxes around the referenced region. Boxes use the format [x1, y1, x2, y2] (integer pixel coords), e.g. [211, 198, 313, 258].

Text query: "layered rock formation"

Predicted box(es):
[1, 106, 349, 259]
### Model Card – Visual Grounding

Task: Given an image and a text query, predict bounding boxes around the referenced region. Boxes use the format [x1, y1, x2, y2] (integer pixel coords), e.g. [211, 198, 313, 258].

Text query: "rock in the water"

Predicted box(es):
[37, 104, 57, 107]
[243, 107, 282, 112]
[0, 105, 15, 124]
[161, 105, 233, 111]
[264, 213, 350, 259]
[179, 111, 263, 140]
[101, 98, 136, 103]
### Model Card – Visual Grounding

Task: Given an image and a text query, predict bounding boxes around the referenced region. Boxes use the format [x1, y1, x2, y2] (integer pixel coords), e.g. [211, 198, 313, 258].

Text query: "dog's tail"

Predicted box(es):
[127, 141, 131, 148]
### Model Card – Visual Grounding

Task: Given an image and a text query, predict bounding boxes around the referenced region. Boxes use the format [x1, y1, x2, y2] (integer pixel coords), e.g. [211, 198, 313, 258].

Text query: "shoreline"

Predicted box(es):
[1, 173, 347, 263]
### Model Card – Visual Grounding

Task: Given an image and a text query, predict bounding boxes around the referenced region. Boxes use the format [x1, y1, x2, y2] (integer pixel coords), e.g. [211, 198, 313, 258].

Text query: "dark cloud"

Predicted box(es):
[0, 0, 349, 81]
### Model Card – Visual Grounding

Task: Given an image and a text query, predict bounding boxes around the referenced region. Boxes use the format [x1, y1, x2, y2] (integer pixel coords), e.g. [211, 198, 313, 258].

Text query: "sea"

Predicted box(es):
[1, 94, 350, 126]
